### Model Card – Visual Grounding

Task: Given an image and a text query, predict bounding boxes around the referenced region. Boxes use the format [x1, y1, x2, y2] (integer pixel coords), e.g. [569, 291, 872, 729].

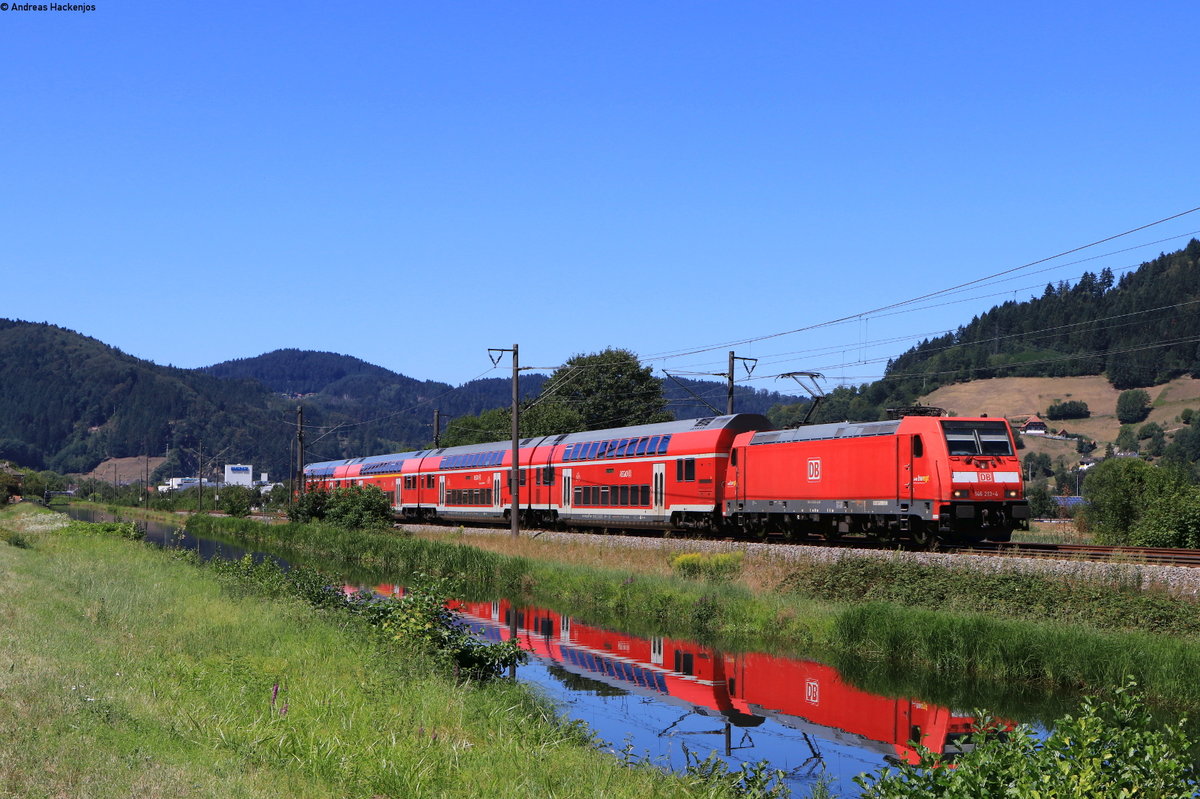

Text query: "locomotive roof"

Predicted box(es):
[748, 419, 901, 445]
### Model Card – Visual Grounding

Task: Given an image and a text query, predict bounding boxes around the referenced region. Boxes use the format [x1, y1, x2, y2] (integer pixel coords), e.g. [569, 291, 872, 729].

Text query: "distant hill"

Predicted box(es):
[883, 239, 1200, 398]
[204, 349, 412, 396]
[0, 321, 805, 478]
[0, 319, 285, 476]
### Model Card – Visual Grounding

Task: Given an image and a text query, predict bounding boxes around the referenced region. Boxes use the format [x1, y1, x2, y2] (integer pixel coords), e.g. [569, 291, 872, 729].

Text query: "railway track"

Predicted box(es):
[950, 541, 1200, 567]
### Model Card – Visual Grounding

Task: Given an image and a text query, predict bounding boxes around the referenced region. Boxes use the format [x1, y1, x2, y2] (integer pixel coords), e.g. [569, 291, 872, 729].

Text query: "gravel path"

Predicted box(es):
[405, 523, 1200, 599]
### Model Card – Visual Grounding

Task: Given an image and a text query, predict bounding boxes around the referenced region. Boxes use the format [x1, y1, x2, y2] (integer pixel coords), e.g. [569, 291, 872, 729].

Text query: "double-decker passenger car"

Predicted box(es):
[304, 411, 1027, 545]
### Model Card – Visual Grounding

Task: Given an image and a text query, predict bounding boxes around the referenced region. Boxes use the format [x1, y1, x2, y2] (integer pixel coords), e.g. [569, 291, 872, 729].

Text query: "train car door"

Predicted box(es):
[493, 472, 502, 509]
[653, 462, 666, 516]
[438, 475, 445, 508]
[899, 435, 915, 507]
[395, 477, 403, 510]
[561, 468, 572, 510]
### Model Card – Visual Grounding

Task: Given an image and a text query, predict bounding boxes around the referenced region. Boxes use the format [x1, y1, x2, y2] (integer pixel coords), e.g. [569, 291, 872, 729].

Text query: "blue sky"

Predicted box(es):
[4, 1, 1198, 391]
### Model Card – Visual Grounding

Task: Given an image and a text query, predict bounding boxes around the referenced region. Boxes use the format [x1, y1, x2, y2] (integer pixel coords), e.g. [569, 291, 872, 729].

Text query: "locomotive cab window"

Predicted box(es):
[912, 435, 923, 458]
[941, 420, 1014, 457]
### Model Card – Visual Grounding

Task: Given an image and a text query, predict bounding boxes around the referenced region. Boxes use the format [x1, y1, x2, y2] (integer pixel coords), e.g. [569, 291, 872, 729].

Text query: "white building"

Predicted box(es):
[224, 464, 253, 487]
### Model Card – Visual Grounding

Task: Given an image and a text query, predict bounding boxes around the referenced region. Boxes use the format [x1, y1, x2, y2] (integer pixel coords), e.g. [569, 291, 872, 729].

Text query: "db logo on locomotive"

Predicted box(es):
[807, 458, 822, 482]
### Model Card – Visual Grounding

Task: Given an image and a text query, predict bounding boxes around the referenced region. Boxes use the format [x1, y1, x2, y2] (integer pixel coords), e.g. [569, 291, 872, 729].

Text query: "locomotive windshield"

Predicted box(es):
[941, 420, 1014, 456]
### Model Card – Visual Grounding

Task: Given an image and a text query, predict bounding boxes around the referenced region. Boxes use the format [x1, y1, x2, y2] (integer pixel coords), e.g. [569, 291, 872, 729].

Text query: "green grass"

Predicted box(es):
[174, 513, 1200, 711]
[0, 504, 756, 798]
[183, 514, 839, 655]
[833, 602, 1200, 711]
[778, 554, 1200, 638]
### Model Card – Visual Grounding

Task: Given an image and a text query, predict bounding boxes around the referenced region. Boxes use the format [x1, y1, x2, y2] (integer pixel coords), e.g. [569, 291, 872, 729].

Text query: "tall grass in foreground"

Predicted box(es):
[182, 514, 1200, 710]
[2, 507, 777, 799]
[834, 602, 1200, 709]
[185, 514, 837, 654]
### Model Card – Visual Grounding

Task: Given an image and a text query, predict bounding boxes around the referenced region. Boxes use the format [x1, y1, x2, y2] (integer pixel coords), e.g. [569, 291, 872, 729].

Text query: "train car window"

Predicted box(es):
[519, 469, 527, 486]
[640, 485, 650, 505]
[646, 436, 660, 455]
[731, 449, 738, 466]
[586, 441, 600, 459]
[600, 486, 610, 505]
[543, 466, 555, 486]
[564, 444, 575, 461]
[676, 458, 696, 482]
[619, 486, 630, 506]
[658, 435, 671, 454]
[941, 420, 1014, 456]
[574, 486, 584, 505]
[913, 435, 924, 458]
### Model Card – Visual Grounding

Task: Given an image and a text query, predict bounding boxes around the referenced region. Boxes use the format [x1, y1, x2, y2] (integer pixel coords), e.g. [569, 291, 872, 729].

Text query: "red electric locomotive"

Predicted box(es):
[725, 415, 1028, 545]
[303, 411, 1027, 545]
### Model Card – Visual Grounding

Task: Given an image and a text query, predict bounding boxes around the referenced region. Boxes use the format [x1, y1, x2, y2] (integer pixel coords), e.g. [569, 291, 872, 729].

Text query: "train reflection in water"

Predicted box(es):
[368, 585, 985, 769]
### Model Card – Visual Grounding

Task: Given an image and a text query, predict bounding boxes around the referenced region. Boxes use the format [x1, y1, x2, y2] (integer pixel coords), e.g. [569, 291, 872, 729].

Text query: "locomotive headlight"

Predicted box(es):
[952, 489, 969, 499]
[1005, 489, 1020, 498]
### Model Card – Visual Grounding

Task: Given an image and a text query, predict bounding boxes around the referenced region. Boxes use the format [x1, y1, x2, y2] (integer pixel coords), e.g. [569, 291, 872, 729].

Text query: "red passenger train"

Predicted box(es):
[444, 596, 988, 764]
[304, 412, 1028, 545]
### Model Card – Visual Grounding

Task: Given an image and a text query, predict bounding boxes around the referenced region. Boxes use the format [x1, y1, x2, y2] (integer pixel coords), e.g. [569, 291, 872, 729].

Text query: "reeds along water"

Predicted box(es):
[183, 514, 1200, 712]
[832, 601, 1200, 710]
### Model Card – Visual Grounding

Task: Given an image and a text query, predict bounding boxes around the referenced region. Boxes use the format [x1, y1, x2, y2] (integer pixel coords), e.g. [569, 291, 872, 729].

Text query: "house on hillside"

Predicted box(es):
[1019, 415, 1048, 435]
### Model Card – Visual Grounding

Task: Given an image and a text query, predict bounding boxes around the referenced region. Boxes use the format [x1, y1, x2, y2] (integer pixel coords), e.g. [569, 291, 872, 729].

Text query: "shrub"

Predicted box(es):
[671, 551, 745, 582]
[1025, 482, 1055, 518]
[219, 485, 256, 518]
[1045, 400, 1090, 420]
[855, 681, 1199, 798]
[1079, 458, 1184, 543]
[1116, 389, 1152, 424]
[287, 484, 392, 530]
[1129, 487, 1200, 548]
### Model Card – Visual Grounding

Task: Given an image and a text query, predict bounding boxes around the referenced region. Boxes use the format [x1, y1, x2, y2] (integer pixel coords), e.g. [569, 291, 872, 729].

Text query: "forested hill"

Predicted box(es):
[0, 322, 804, 477]
[0, 320, 285, 476]
[882, 239, 1200, 401]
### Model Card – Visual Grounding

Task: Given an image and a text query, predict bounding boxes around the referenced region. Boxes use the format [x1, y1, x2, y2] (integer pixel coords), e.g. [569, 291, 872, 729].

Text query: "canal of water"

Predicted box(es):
[60, 507, 1049, 796]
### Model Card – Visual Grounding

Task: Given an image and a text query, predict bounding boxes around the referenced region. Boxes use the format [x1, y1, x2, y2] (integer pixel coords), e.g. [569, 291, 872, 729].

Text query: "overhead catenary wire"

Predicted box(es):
[640, 209, 1200, 364]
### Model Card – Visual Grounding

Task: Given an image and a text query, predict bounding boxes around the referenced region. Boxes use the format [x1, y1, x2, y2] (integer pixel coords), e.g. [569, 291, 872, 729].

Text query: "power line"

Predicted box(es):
[640, 208, 1200, 364]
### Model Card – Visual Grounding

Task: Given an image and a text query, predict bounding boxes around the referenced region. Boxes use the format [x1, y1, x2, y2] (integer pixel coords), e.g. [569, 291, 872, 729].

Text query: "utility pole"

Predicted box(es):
[296, 405, 305, 498]
[433, 409, 441, 448]
[489, 344, 521, 537]
[197, 440, 203, 513]
[723, 351, 758, 415]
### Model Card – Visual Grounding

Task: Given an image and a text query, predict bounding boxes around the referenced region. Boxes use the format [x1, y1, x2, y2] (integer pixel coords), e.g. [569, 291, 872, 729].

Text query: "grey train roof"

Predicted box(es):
[304, 414, 774, 473]
[748, 420, 902, 446]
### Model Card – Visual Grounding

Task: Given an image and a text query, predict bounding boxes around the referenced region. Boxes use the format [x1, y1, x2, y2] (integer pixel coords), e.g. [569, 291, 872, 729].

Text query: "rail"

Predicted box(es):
[950, 541, 1200, 567]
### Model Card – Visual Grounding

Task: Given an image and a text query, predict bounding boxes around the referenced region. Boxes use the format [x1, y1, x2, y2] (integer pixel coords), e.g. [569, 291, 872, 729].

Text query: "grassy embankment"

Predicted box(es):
[179, 513, 1200, 713]
[0, 504, 759, 799]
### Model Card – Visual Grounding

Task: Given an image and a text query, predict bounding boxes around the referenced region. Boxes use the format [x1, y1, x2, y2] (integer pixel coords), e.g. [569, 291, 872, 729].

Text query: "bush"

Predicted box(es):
[287, 484, 392, 530]
[856, 681, 1199, 798]
[1129, 487, 1200, 548]
[219, 485, 256, 518]
[1045, 400, 1090, 420]
[1025, 482, 1056, 518]
[1079, 458, 1183, 543]
[1116, 389, 1152, 425]
[671, 551, 745, 582]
